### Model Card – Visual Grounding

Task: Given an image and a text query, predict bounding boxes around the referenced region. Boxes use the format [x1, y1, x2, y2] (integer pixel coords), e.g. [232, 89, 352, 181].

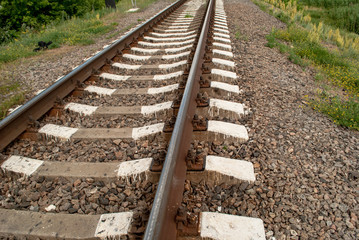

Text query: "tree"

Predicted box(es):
[0, 0, 60, 30]
[0, 0, 106, 34]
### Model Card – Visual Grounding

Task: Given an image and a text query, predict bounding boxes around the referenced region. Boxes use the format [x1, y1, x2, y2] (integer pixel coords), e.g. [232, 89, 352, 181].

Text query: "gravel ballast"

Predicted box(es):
[3, 138, 168, 163]
[221, 0, 358, 239]
[1, 0, 358, 239]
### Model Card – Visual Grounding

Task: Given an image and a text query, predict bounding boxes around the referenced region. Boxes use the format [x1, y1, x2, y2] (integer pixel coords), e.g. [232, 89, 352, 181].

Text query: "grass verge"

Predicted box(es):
[299, 0, 359, 35]
[254, 0, 359, 130]
[307, 92, 359, 130]
[0, 13, 116, 63]
[0, 0, 161, 64]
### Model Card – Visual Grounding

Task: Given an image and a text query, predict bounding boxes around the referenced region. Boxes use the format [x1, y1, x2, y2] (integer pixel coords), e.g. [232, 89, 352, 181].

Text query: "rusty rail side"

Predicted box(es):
[143, 0, 215, 239]
[0, 0, 186, 151]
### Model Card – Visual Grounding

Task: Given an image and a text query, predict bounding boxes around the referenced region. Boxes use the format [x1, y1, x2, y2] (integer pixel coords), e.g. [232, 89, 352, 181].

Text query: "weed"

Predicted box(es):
[265, 30, 277, 48]
[184, 14, 193, 18]
[315, 72, 325, 81]
[265, 28, 308, 66]
[275, 11, 290, 24]
[235, 29, 249, 41]
[253, 0, 268, 11]
[308, 94, 359, 130]
[106, 31, 120, 39]
[0, 92, 25, 119]
[0, 82, 20, 95]
[123, 23, 136, 32]
[289, 51, 307, 66]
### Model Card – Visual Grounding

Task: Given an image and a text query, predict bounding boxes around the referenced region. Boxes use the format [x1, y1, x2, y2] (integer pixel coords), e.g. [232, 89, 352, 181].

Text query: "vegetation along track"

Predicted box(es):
[0, 0, 265, 239]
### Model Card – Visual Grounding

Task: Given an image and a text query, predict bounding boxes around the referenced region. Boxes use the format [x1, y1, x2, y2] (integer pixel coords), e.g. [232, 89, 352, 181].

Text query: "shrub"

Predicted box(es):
[0, 0, 106, 43]
[300, 0, 359, 8]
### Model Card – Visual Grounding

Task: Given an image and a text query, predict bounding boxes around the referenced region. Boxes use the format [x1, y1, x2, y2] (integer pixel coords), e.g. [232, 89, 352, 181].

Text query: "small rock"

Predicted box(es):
[142, 141, 148, 148]
[184, 181, 191, 191]
[267, 190, 274, 198]
[30, 206, 39, 212]
[73, 179, 81, 187]
[61, 202, 72, 211]
[290, 230, 297, 236]
[20, 201, 31, 208]
[338, 204, 349, 213]
[115, 151, 123, 159]
[36, 176, 45, 183]
[45, 204, 56, 212]
[346, 220, 354, 229]
[99, 197, 109, 206]
[266, 231, 274, 237]
[68, 208, 78, 214]
[123, 189, 132, 197]
[253, 162, 260, 168]
[30, 192, 41, 201]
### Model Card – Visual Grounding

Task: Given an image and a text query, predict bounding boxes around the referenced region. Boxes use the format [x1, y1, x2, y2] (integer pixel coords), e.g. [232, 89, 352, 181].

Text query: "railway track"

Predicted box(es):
[0, 0, 266, 239]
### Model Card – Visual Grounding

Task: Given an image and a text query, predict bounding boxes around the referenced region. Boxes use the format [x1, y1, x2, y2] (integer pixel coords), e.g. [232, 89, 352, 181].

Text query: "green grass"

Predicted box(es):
[0, 93, 25, 119]
[300, 0, 359, 34]
[266, 27, 359, 129]
[300, 0, 359, 9]
[0, 68, 21, 98]
[0, 15, 115, 63]
[123, 23, 137, 32]
[0, 65, 26, 120]
[253, 0, 267, 11]
[106, 31, 120, 39]
[0, 82, 20, 95]
[265, 29, 308, 67]
[310, 93, 359, 130]
[275, 28, 348, 67]
[314, 72, 325, 81]
[0, 0, 162, 64]
[184, 14, 194, 18]
[270, 26, 358, 94]
[256, 0, 359, 130]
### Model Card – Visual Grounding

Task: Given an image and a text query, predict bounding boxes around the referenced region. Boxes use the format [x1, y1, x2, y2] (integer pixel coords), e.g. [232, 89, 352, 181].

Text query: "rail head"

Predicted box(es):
[143, 0, 215, 239]
[0, 0, 186, 151]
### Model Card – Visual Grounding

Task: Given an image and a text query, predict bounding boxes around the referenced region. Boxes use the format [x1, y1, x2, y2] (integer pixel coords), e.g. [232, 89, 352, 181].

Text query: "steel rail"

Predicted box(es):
[143, 0, 215, 238]
[0, 0, 186, 151]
